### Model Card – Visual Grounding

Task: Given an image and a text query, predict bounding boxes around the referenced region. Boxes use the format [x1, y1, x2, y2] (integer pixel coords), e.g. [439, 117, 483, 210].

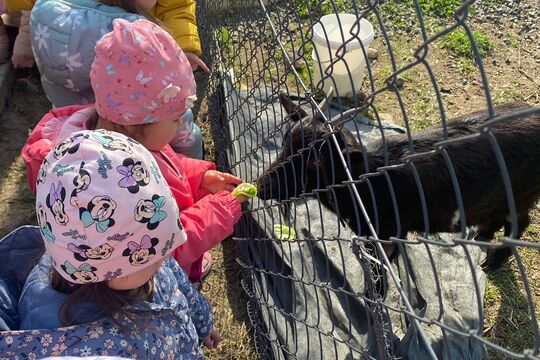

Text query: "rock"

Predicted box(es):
[367, 48, 379, 60]
[395, 77, 405, 88]
[356, 90, 368, 102]
[293, 58, 306, 71]
[440, 86, 452, 94]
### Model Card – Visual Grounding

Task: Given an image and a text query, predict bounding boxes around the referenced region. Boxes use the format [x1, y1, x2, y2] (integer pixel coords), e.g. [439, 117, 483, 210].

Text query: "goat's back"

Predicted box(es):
[362, 102, 540, 235]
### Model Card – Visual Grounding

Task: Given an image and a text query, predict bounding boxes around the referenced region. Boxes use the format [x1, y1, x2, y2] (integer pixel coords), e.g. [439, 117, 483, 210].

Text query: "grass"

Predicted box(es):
[294, 0, 353, 19]
[482, 208, 540, 359]
[202, 240, 257, 360]
[380, 0, 475, 31]
[194, 88, 257, 360]
[500, 88, 525, 102]
[441, 28, 494, 58]
[418, 0, 463, 17]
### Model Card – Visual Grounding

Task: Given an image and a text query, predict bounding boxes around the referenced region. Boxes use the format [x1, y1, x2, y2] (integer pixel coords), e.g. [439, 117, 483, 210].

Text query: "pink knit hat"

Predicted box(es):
[36, 129, 187, 284]
[90, 18, 197, 125]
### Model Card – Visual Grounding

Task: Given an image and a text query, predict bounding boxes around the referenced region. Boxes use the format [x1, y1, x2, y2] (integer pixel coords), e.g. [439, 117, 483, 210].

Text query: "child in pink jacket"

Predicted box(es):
[21, 18, 248, 283]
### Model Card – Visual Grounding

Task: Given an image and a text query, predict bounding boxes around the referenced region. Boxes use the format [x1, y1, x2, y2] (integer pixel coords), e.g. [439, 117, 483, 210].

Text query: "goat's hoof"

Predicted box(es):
[481, 256, 508, 273]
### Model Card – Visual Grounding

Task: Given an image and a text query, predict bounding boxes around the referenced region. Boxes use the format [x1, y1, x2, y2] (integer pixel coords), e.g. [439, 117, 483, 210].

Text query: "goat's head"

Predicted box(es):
[257, 93, 363, 201]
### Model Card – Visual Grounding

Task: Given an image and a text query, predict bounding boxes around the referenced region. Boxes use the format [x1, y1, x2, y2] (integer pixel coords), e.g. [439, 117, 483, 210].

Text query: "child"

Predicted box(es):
[22, 18, 248, 285]
[28, 0, 205, 158]
[19, 129, 220, 357]
[0, 1, 34, 68]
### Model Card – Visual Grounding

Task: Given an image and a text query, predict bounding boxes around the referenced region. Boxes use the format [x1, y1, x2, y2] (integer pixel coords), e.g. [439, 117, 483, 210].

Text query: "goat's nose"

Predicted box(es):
[256, 178, 271, 200]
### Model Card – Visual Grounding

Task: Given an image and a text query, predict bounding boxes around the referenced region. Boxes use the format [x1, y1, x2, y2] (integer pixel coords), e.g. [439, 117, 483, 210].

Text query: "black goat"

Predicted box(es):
[257, 94, 540, 270]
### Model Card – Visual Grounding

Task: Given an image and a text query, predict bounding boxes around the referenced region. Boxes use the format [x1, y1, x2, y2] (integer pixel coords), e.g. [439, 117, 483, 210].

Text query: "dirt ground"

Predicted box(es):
[0, 69, 50, 237]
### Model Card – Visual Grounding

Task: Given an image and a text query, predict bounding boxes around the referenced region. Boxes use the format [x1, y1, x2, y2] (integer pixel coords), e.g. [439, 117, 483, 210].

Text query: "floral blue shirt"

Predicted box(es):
[0, 255, 212, 359]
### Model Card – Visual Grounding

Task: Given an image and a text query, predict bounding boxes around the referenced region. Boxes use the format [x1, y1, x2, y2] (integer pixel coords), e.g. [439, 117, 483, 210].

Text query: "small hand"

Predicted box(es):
[185, 52, 210, 73]
[201, 170, 243, 194]
[202, 327, 221, 349]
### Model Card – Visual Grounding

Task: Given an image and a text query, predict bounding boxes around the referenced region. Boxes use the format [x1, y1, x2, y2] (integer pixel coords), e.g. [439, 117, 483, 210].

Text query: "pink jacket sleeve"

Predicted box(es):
[173, 152, 215, 200]
[172, 190, 242, 272]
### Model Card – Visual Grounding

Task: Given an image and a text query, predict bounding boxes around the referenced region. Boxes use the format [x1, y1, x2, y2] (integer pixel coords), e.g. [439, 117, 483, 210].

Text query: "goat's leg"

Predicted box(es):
[477, 217, 503, 270]
[483, 213, 530, 271]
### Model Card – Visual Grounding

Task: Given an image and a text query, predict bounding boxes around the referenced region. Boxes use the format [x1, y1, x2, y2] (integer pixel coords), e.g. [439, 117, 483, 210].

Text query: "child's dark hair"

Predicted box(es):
[50, 268, 153, 329]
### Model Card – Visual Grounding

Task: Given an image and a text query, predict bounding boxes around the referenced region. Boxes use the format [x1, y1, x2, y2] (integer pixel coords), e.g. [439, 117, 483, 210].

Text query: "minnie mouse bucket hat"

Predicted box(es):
[90, 18, 197, 125]
[35, 129, 187, 284]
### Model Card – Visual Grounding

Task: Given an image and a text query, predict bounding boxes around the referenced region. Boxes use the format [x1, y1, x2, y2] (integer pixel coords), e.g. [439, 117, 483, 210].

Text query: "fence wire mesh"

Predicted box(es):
[198, 0, 540, 359]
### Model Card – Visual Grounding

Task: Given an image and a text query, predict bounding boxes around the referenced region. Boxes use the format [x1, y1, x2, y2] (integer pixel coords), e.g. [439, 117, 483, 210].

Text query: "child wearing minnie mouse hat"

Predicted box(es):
[18, 129, 220, 357]
[22, 18, 250, 287]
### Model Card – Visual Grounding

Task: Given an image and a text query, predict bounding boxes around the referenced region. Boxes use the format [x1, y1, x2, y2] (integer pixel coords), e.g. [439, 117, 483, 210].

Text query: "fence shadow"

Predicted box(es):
[485, 263, 537, 358]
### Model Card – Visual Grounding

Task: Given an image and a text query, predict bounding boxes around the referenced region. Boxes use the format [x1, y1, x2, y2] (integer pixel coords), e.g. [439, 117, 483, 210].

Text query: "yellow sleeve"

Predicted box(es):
[6, 0, 35, 12]
[150, 0, 202, 56]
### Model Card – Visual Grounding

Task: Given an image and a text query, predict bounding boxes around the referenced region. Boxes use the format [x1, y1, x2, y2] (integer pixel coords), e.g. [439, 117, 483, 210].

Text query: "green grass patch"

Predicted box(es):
[419, 0, 462, 17]
[294, 0, 353, 18]
[442, 29, 493, 58]
[525, 224, 540, 239]
[500, 88, 524, 102]
[505, 35, 519, 49]
[458, 60, 476, 74]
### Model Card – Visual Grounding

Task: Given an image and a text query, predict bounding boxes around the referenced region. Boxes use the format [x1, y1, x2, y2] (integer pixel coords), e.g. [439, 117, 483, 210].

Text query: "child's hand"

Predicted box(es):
[201, 170, 243, 194]
[202, 327, 221, 349]
[185, 52, 210, 73]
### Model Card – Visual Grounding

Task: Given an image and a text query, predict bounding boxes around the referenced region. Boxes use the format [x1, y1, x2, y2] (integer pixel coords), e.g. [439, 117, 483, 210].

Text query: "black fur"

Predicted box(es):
[257, 94, 540, 270]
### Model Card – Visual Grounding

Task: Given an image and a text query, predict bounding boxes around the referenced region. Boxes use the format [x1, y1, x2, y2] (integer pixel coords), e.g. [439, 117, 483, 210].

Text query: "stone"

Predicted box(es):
[440, 85, 452, 94]
[395, 76, 405, 88]
[293, 58, 306, 71]
[356, 90, 368, 102]
[367, 48, 379, 60]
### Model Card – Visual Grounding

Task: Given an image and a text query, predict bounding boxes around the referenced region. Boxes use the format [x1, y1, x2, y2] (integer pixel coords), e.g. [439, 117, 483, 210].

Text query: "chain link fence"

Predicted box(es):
[198, 0, 540, 358]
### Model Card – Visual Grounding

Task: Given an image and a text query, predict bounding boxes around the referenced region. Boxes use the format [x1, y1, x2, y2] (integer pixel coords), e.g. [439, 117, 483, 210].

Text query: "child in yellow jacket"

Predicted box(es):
[150, 0, 209, 72]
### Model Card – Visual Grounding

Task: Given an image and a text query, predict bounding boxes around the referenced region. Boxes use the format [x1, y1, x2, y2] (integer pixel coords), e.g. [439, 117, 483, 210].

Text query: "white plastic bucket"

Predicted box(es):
[311, 14, 374, 97]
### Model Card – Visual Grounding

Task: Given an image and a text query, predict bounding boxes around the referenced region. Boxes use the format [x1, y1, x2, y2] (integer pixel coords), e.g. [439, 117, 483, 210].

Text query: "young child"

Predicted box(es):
[18, 129, 220, 357]
[29, 0, 205, 158]
[0, 1, 34, 68]
[22, 18, 248, 285]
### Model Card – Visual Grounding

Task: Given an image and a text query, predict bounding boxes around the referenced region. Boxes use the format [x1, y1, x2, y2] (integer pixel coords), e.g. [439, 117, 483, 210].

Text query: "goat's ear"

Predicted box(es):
[280, 93, 308, 122]
[343, 147, 364, 168]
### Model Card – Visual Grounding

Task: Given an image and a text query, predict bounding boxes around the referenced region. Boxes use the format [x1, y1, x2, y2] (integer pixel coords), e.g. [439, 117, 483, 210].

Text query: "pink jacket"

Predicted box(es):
[21, 105, 242, 281]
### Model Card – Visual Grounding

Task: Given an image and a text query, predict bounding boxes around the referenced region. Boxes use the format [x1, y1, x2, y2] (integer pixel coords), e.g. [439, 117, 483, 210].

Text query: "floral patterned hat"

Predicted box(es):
[90, 18, 197, 125]
[35, 129, 187, 284]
